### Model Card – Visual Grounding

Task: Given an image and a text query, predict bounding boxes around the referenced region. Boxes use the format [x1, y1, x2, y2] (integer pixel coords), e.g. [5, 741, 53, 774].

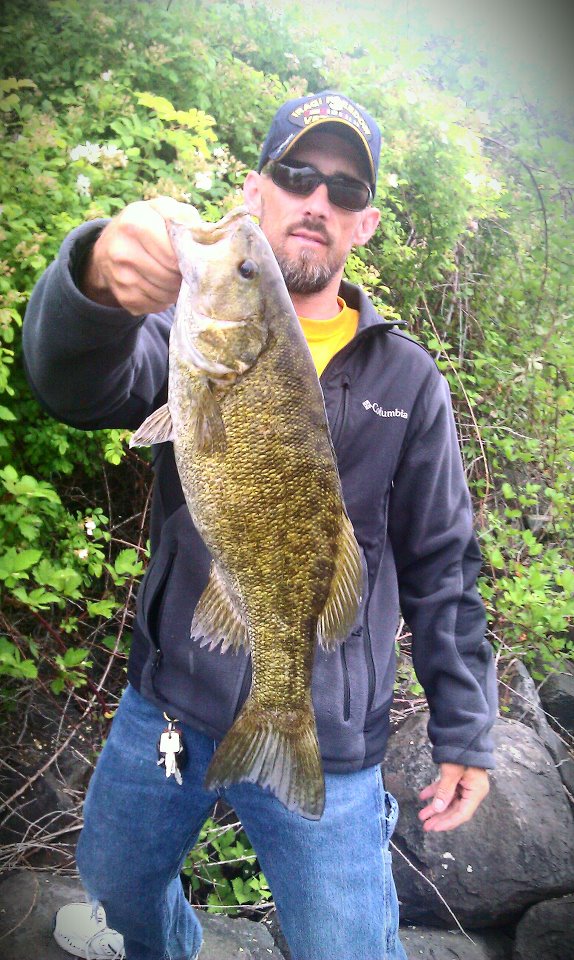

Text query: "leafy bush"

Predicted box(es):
[182, 814, 272, 916]
[1, 0, 572, 909]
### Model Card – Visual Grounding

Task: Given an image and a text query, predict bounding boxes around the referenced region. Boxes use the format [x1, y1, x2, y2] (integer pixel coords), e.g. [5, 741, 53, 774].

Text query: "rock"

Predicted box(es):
[265, 910, 292, 959]
[200, 911, 286, 959]
[0, 760, 87, 871]
[501, 660, 574, 804]
[400, 924, 513, 959]
[384, 713, 574, 927]
[502, 659, 551, 731]
[265, 909, 514, 959]
[0, 869, 286, 960]
[513, 895, 574, 960]
[538, 669, 574, 738]
[0, 870, 87, 960]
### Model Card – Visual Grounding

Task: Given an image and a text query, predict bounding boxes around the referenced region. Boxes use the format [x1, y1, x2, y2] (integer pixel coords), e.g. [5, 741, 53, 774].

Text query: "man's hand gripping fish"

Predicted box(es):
[131, 206, 364, 820]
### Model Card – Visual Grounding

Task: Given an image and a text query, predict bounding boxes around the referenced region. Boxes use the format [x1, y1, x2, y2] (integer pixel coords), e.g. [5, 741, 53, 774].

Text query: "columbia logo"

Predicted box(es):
[363, 400, 408, 419]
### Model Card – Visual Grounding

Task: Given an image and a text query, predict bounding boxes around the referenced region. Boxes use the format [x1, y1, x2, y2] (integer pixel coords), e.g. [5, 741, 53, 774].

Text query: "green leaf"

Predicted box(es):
[62, 647, 90, 667]
[0, 548, 42, 579]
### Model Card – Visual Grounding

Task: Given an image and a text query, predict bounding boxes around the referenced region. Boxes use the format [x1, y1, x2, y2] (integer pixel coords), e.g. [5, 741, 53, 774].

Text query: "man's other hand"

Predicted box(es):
[418, 763, 489, 832]
[80, 197, 199, 315]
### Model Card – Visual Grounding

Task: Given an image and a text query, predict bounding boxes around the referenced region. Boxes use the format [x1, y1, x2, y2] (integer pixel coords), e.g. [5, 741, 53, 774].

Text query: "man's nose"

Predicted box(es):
[302, 181, 331, 217]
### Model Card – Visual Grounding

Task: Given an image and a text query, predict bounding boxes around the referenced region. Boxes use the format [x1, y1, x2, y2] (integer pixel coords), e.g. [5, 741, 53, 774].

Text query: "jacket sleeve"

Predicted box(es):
[388, 371, 498, 769]
[22, 220, 171, 430]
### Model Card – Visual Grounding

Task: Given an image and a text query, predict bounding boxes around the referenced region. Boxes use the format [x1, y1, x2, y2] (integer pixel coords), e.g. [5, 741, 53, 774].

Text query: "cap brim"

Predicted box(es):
[270, 118, 376, 191]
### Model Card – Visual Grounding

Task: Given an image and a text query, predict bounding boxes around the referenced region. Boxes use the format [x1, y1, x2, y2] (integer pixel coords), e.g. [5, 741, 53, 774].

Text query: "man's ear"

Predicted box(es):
[243, 171, 263, 219]
[353, 206, 380, 246]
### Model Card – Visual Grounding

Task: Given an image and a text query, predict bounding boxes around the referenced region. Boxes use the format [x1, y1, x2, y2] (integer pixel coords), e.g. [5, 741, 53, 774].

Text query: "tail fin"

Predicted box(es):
[205, 699, 325, 820]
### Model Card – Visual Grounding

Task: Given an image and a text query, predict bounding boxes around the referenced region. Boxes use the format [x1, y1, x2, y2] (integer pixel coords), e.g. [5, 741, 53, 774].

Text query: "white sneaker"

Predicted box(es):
[53, 902, 125, 959]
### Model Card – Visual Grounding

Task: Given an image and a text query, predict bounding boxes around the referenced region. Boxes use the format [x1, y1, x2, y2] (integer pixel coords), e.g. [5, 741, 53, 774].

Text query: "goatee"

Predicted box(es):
[276, 249, 339, 294]
[262, 207, 345, 294]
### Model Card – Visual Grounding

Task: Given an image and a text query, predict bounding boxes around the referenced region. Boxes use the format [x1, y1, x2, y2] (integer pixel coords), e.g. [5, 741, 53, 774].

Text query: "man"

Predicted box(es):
[23, 91, 497, 960]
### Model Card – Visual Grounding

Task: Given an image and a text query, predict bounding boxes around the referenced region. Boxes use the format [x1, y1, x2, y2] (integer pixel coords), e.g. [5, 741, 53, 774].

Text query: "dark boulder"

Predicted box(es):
[400, 925, 513, 959]
[538, 669, 574, 738]
[384, 713, 574, 927]
[502, 660, 574, 802]
[513, 895, 574, 960]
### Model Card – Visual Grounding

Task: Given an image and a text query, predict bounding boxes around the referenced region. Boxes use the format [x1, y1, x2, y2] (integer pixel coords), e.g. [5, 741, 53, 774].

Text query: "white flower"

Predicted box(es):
[101, 143, 120, 158]
[75, 548, 89, 559]
[194, 171, 213, 191]
[83, 141, 101, 163]
[76, 174, 92, 197]
[70, 141, 101, 164]
[387, 173, 399, 189]
[100, 143, 129, 168]
[100, 71, 113, 81]
[84, 518, 96, 535]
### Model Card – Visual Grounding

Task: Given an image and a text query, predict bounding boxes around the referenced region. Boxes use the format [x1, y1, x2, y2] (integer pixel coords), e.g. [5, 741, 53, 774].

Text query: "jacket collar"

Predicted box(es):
[339, 280, 405, 334]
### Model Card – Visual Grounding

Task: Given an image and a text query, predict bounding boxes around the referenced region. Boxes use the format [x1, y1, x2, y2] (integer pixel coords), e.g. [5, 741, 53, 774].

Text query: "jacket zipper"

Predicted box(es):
[149, 541, 178, 682]
[363, 615, 377, 712]
[340, 644, 351, 721]
[330, 374, 351, 449]
[363, 494, 390, 712]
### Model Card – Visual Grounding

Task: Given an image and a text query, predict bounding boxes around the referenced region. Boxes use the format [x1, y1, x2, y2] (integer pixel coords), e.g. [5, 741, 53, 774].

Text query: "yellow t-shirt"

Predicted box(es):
[298, 297, 360, 376]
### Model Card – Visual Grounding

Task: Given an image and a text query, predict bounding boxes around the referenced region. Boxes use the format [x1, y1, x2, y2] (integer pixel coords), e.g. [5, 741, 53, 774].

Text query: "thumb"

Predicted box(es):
[431, 763, 465, 812]
[148, 196, 202, 226]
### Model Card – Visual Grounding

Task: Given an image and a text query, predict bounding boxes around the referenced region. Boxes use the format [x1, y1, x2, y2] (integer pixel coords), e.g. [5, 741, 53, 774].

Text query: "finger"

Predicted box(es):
[422, 794, 481, 832]
[112, 268, 181, 315]
[148, 196, 201, 225]
[420, 769, 490, 832]
[115, 209, 181, 277]
[419, 780, 438, 802]
[423, 763, 465, 813]
[100, 235, 181, 314]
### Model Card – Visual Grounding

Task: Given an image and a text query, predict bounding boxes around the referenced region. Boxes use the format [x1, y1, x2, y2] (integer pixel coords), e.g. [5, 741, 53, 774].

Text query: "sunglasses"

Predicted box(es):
[267, 160, 373, 212]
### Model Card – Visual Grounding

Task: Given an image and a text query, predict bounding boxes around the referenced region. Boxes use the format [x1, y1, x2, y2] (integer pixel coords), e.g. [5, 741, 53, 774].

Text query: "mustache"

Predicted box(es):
[288, 218, 332, 246]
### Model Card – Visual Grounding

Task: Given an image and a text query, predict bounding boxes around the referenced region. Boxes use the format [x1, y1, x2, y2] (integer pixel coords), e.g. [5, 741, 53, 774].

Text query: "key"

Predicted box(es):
[156, 716, 186, 785]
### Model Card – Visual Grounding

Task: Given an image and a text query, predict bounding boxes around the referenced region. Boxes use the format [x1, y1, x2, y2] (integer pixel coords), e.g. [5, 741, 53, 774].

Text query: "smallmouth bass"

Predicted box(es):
[131, 206, 364, 819]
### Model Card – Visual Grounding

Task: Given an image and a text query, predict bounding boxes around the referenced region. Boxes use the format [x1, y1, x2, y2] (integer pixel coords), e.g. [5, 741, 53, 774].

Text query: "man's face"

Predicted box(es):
[243, 130, 380, 296]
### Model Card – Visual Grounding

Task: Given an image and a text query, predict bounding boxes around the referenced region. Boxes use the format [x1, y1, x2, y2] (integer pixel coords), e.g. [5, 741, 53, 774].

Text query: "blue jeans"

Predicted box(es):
[77, 685, 407, 960]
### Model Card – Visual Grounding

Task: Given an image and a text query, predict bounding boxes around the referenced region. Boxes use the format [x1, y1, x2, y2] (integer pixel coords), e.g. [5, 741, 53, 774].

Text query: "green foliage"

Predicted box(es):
[182, 816, 272, 915]
[0, 0, 572, 905]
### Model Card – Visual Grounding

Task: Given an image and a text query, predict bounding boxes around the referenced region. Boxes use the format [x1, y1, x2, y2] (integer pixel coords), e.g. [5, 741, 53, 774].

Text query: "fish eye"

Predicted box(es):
[238, 259, 258, 280]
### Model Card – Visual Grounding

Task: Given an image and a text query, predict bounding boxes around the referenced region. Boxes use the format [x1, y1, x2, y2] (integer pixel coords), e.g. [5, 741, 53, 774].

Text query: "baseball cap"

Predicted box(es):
[257, 90, 381, 192]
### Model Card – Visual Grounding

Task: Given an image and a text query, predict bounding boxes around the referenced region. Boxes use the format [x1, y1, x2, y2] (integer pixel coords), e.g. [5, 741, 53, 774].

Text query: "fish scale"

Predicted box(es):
[131, 206, 364, 819]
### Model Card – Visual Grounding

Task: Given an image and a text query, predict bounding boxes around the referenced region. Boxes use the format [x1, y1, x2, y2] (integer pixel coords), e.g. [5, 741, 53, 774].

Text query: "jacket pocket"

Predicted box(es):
[138, 539, 178, 646]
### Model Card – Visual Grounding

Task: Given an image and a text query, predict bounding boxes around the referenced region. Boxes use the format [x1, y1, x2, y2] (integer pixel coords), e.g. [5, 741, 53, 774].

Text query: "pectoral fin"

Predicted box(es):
[193, 382, 227, 455]
[130, 404, 174, 447]
[192, 562, 249, 653]
[317, 512, 364, 650]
